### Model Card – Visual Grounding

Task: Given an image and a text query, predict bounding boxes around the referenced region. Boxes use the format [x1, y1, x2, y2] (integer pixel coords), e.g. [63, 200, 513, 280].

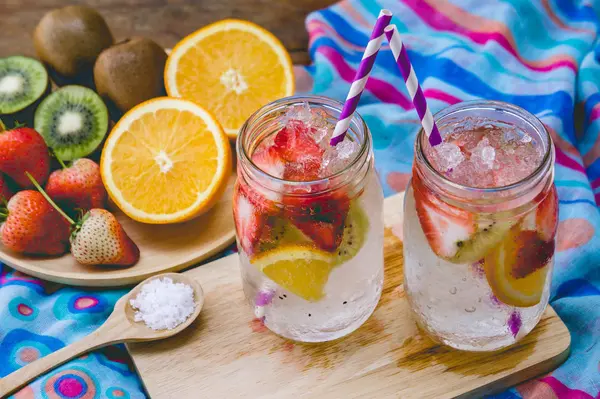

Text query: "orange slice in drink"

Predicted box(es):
[165, 19, 295, 138]
[484, 226, 554, 307]
[100, 97, 231, 224]
[251, 245, 335, 302]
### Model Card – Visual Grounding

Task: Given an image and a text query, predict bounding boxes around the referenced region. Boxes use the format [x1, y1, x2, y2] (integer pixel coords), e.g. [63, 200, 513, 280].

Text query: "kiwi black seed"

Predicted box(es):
[0, 56, 50, 128]
[334, 201, 369, 265]
[34, 85, 108, 161]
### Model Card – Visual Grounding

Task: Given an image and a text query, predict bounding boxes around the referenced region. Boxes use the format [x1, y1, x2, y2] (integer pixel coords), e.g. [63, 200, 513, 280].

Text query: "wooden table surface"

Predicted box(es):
[0, 0, 337, 65]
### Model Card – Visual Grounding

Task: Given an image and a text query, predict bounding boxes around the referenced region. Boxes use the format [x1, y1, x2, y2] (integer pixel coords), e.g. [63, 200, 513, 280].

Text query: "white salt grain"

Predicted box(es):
[129, 277, 196, 330]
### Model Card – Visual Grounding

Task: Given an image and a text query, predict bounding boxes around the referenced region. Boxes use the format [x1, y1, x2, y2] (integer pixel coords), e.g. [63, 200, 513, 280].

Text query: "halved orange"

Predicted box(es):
[165, 19, 295, 138]
[100, 97, 231, 224]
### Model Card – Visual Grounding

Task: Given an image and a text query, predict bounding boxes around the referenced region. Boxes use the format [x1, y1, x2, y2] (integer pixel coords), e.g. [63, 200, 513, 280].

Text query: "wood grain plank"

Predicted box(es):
[0, 0, 336, 64]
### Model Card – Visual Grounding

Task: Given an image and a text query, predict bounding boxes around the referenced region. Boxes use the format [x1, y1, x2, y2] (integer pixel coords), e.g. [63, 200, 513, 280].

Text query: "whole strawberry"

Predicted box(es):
[0, 127, 50, 188]
[27, 172, 140, 267]
[70, 209, 140, 267]
[0, 190, 70, 255]
[46, 158, 107, 212]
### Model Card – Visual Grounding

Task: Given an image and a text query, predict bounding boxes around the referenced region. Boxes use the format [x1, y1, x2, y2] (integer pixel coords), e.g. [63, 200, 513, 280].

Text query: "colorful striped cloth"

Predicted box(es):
[1, 0, 600, 397]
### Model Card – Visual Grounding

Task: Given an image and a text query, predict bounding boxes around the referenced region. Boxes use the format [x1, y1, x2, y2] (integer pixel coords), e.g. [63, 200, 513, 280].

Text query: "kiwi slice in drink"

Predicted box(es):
[334, 201, 369, 265]
[0, 56, 50, 127]
[258, 217, 309, 252]
[446, 218, 515, 264]
[34, 85, 108, 161]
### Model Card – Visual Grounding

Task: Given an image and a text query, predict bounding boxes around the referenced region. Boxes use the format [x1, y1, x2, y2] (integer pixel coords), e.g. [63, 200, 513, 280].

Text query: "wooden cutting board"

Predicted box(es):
[128, 192, 570, 399]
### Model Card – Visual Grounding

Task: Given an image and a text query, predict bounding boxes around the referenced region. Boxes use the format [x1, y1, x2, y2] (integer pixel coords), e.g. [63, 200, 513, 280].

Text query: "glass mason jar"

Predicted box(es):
[403, 101, 557, 351]
[234, 95, 384, 343]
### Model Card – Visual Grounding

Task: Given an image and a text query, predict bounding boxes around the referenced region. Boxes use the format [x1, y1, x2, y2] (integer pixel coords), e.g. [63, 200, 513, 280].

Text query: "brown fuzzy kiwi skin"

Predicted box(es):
[0, 61, 51, 129]
[33, 5, 114, 87]
[94, 37, 167, 120]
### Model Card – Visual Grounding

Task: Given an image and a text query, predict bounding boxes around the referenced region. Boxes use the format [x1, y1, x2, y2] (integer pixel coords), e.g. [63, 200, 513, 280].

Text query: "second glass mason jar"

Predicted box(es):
[403, 101, 557, 351]
[234, 96, 384, 343]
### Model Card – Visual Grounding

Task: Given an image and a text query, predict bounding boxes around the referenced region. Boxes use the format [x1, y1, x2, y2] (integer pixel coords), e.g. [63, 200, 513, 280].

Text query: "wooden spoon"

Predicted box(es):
[0, 272, 204, 397]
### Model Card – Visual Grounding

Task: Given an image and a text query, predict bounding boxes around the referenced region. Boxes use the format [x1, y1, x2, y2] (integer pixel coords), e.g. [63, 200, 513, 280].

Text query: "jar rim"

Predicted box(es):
[416, 100, 554, 197]
[237, 95, 372, 193]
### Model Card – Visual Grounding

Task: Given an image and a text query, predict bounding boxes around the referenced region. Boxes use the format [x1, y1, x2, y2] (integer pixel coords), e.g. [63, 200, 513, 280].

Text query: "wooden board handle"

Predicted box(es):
[0, 316, 124, 397]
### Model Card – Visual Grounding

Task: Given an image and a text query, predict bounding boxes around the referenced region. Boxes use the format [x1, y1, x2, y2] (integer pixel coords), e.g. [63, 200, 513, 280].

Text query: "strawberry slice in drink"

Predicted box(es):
[412, 172, 476, 259]
[233, 181, 279, 257]
[252, 146, 285, 179]
[535, 185, 558, 242]
[283, 190, 350, 252]
[273, 121, 324, 181]
[273, 120, 324, 163]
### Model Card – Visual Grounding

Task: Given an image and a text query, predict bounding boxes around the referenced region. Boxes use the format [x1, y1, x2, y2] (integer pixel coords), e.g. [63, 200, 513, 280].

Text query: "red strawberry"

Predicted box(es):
[274, 121, 324, 163]
[70, 209, 140, 267]
[0, 190, 70, 255]
[412, 172, 476, 259]
[535, 185, 558, 242]
[273, 122, 324, 181]
[0, 173, 14, 202]
[509, 230, 555, 278]
[252, 146, 285, 178]
[26, 172, 139, 266]
[283, 190, 350, 252]
[0, 127, 50, 188]
[233, 182, 269, 256]
[45, 158, 107, 213]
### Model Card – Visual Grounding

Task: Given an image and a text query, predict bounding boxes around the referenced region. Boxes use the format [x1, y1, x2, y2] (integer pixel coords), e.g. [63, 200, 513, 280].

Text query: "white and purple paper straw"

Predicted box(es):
[330, 9, 393, 146]
[384, 24, 443, 146]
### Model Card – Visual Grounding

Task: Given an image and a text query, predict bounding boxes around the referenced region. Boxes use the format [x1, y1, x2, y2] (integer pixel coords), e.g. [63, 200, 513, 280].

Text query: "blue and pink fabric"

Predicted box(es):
[2, 0, 600, 397]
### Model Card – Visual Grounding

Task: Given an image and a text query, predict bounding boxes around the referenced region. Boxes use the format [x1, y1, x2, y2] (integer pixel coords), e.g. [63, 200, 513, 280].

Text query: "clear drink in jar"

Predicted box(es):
[403, 101, 558, 351]
[234, 96, 384, 342]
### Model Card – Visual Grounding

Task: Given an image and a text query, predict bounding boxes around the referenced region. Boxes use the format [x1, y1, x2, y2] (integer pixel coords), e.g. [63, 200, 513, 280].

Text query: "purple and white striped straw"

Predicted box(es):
[330, 9, 393, 146]
[384, 24, 443, 146]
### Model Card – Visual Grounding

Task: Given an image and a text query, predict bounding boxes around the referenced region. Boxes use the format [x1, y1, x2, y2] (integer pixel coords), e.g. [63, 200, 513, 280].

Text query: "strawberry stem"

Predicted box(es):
[25, 171, 75, 225]
[0, 118, 5, 132]
[54, 153, 68, 170]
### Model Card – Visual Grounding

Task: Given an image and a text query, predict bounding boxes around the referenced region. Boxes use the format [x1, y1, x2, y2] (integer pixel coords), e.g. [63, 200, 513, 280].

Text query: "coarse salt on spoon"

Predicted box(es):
[0, 273, 204, 397]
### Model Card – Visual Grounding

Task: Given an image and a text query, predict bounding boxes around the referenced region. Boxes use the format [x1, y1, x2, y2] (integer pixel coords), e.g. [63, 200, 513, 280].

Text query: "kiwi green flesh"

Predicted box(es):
[334, 201, 369, 265]
[258, 218, 309, 252]
[444, 218, 515, 264]
[34, 85, 108, 161]
[0, 56, 49, 115]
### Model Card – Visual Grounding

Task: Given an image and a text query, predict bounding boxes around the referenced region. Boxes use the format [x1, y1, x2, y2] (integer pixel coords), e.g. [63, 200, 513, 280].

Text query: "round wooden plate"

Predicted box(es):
[0, 174, 237, 287]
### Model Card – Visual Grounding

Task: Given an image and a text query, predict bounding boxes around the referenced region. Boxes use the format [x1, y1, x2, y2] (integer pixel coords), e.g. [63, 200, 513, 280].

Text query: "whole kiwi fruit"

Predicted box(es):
[33, 5, 114, 86]
[94, 37, 167, 117]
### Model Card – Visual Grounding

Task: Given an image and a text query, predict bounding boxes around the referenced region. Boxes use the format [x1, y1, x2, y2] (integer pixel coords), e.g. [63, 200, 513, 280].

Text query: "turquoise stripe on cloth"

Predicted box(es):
[2, 0, 600, 397]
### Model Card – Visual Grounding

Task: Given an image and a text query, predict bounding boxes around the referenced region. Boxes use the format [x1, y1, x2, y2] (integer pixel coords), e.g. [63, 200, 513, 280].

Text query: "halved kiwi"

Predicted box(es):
[0, 56, 50, 127]
[334, 201, 369, 265]
[34, 85, 108, 161]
